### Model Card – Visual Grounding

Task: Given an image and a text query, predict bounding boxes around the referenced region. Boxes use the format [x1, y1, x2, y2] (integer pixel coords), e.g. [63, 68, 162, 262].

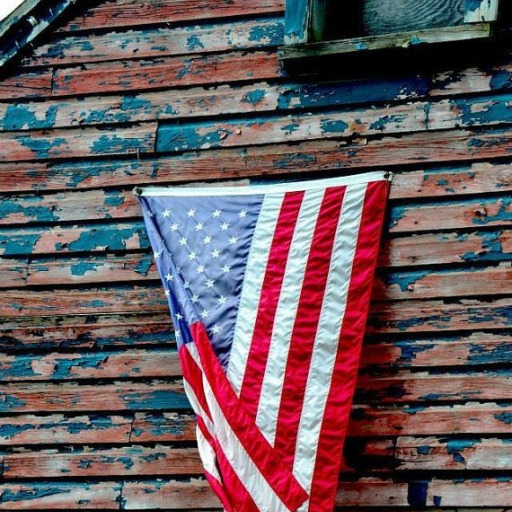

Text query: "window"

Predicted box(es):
[279, 0, 502, 64]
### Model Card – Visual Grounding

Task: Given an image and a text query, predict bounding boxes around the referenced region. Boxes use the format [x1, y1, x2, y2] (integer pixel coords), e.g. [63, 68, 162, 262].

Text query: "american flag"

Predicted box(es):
[137, 172, 389, 512]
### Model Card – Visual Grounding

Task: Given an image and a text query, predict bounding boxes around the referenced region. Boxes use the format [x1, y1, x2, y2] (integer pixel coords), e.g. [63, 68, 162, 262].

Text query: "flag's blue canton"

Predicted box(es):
[141, 193, 264, 369]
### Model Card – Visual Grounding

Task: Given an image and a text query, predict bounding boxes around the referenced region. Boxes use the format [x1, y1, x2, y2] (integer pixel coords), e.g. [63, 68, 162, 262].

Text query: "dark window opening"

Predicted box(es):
[322, 0, 467, 42]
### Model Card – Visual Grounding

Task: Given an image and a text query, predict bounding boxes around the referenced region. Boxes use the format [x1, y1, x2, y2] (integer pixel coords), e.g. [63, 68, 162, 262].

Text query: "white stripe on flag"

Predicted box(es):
[256, 187, 324, 446]
[227, 192, 285, 395]
[196, 424, 222, 482]
[187, 343, 293, 512]
[293, 183, 367, 502]
[183, 379, 215, 435]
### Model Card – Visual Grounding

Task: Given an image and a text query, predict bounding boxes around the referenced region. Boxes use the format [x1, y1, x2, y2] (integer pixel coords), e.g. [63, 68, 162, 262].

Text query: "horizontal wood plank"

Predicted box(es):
[1, 182, 510, 229]
[1, 127, 510, 194]
[0, 371, 508, 414]
[372, 263, 512, 301]
[0, 380, 188, 414]
[366, 297, 512, 334]
[133, 403, 512, 441]
[0, 481, 121, 509]
[382, 229, 512, 267]
[0, 71, 52, 101]
[57, 0, 284, 32]
[334, 478, 512, 507]
[0, 76, 429, 133]
[361, 332, 512, 369]
[0, 412, 191, 446]
[0, 228, 508, 286]
[1, 402, 509, 446]
[121, 478, 512, 509]
[1, 287, 510, 335]
[0, 478, 510, 509]
[430, 63, 512, 97]
[52, 51, 282, 97]
[2, 332, 509, 382]
[0, 313, 174, 352]
[155, 94, 512, 153]
[22, 18, 283, 67]
[8, 435, 506, 478]
[395, 437, 512, 470]
[0, 124, 156, 162]
[2, 59, 511, 134]
[3, 446, 203, 478]
[354, 370, 511, 403]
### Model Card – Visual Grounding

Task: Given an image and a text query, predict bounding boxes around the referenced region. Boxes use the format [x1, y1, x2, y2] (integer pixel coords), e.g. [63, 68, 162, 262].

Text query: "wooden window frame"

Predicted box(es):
[279, 0, 501, 63]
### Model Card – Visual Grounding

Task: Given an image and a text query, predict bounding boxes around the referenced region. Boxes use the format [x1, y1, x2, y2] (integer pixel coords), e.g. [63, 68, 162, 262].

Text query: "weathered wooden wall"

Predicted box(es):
[0, 0, 511, 509]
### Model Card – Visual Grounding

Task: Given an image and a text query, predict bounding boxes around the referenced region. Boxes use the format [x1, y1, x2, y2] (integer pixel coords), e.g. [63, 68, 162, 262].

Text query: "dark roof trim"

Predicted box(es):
[0, 0, 77, 69]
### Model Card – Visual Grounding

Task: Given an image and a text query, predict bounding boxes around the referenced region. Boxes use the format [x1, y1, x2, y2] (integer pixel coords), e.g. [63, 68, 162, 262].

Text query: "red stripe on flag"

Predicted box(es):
[196, 417, 236, 512]
[239, 190, 305, 419]
[179, 345, 213, 422]
[191, 322, 308, 511]
[273, 185, 346, 466]
[308, 180, 388, 512]
[198, 417, 261, 512]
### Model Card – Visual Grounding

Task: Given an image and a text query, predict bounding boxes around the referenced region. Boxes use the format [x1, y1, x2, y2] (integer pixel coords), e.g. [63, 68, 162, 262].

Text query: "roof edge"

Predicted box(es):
[0, 0, 78, 69]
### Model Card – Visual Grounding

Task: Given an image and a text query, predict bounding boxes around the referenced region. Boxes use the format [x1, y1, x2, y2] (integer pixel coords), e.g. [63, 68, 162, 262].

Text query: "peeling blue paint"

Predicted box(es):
[389, 205, 406, 229]
[0, 423, 34, 439]
[276, 77, 429, 110]
[242, 89, 265, 106]
[63, 223, 149, 253]
[0, 487, 68, 503]
[16, 136, 66, 159]
[0, 231, 42, 256]
[0, 395, 27, 412]
[404, 404, 428, 414]
[116, 456, 135, 469]
[104, 191, 125, 207]
[490, 69, 512, 90]
[472, 197, 511, 225]
[122, 390, 190, 410]
[494, 412, 512, 424]
[82, 299, 107, 308]
[135, 257, 153, 276]
[385, 270, 431, 292]
[2, 104, 58, 130]
[121, 95, 154, 113]
[467, 135, 509, 148]
[158, 123, 233, 151]
[53, 354, 108, 379]
[369, 114, 403, 131]
[444, 438, 481, 464]
[468, 340, 512, 365]
[248, 22, 283, 45]
[91, 134, 145, 155]
[141, 452, 166, 463]
[395, 316, 427, 331]
[282, 122, 299, 133]
[320, 118, 349, 134]
[433, 495, 442, 506]
[396, 341, 435, 363]
[186, 35, 205, 51]
[416, 445, 431, 455]
[0, 359, 37, 379]
[453, 94, 512, 127]
[70, 261, 99, 276]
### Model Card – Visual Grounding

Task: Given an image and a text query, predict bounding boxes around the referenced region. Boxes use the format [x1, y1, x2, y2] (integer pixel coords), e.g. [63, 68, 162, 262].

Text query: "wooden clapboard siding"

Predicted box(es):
[57, 0, 285, 33]
[0, 0, 510, 510]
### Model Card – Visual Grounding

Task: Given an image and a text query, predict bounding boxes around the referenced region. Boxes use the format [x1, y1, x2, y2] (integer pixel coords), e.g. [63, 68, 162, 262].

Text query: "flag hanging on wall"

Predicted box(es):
[137, 171, 389, 512]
